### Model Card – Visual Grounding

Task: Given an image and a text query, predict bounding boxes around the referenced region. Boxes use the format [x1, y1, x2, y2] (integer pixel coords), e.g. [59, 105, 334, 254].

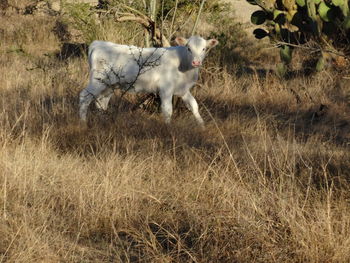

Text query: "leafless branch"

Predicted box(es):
[274, 41, 347, 58]
[116, 13, 170, 47]
[169, 9, 195, 39]
[92, 46, 166, 112]
[169, 0, 179, 40]
[191, 0, 206, 36]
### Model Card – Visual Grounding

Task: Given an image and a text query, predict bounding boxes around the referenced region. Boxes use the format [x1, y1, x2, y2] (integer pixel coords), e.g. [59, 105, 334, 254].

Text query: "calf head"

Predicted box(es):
[175, 36, 219, 68]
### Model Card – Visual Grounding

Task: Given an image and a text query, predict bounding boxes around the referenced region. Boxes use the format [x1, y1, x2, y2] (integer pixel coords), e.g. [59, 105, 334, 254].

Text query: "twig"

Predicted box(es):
[116, 14, 170, 47]
[93, 46, 166, 113]
[169, 0, 179, 38]
[169, 9, 195, 39]
[191, 0, 206, 36]
[274, 41, 347, 57]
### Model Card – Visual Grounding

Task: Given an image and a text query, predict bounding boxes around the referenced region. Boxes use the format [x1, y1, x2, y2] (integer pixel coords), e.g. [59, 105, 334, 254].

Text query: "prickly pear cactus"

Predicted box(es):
[248, 0, 350, 75]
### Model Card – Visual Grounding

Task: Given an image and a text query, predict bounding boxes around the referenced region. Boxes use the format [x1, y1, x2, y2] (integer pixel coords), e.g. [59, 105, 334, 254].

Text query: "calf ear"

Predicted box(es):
[175, 37, 188, 46]
[206, 39, 219, 48]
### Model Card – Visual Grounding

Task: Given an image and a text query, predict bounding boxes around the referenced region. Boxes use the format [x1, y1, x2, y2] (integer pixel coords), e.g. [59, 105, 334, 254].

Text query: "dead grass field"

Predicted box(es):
[1, 2, 350, 262]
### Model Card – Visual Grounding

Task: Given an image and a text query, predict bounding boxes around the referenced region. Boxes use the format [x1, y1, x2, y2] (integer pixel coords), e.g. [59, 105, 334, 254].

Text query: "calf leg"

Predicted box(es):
[159, 91, 173, 124]
[181, 91, 204, 126]
[79, 88, 94, 122]
[79, 79, 107, 121]
[95, 88, 114, 111]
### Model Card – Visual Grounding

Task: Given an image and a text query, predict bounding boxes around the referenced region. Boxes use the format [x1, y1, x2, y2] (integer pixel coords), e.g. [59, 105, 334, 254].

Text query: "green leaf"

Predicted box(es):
[343, 15, 350, 29]
[251, 10, 267, 25]
[275, 23, 281, 35]
[253, 28, 269, 39]
[340, 4, 350, 17]
[246, 0, 258, 5]
[331, 0, 343, 7]
[296, 0, 305, 7]
[276, 62, 288, 77]
[280, 45, 292, 64]
[318, 2, 332, 22]
[273, 10, 284, 20]
[273, 10, 286, 24]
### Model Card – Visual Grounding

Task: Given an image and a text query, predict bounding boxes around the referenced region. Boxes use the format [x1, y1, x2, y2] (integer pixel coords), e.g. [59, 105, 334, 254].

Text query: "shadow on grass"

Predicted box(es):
[2, 83, 350, 189]
[55, 42, 88, 60]
[2, 85, 349, 155]
[202, 95, 350, 145]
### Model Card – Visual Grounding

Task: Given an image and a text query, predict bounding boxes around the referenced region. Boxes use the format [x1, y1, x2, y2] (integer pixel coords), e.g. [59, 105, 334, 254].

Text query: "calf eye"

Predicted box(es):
[187, 47, 192, 53]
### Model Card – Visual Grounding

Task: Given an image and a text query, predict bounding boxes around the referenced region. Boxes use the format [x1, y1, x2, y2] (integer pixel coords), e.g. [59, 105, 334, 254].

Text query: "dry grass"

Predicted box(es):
[1, 3, 350, 263]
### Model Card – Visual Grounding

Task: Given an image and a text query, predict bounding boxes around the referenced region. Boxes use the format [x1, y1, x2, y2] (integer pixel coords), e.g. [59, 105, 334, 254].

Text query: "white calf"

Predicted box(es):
[79, 36, 218, 125]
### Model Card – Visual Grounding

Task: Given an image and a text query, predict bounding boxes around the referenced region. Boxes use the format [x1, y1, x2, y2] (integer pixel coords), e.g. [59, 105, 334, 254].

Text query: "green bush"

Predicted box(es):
[248, 0, 350, 74]
[61, 2, 101, 43]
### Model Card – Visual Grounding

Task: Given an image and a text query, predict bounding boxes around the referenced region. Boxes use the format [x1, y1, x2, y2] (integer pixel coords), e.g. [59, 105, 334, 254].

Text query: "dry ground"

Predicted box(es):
[1, 2, 350, 263]
[225, 0, 260, 34]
